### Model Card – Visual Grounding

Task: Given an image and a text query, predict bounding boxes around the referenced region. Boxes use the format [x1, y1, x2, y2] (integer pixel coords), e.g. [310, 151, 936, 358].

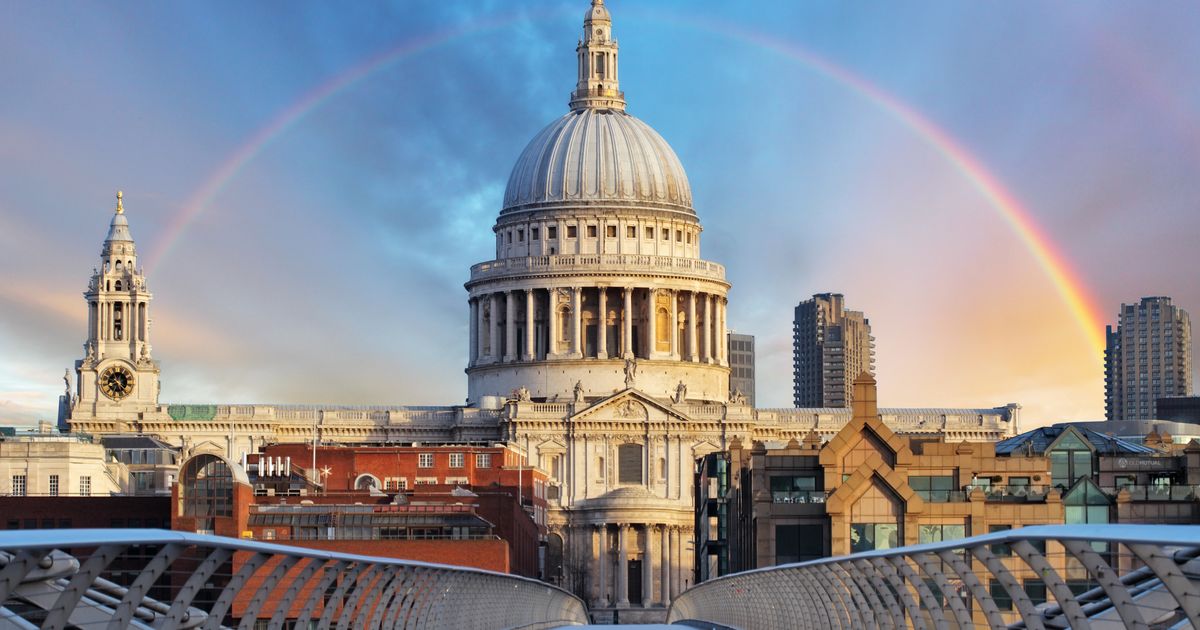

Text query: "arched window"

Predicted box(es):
[113, 302, 123, 340]
[114, 280, 122, 291]
[180, 454, 235, 518]
[354, 474, 381, 491]
[557, 306, 571, 345]
[545, 533, 564, 581]
[115, 260, 123, 272]
[617, 443, 643, 485]
[656, 307, 670, 346]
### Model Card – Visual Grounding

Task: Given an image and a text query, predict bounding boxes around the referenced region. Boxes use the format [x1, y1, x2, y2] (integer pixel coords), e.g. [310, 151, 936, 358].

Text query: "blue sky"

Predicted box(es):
[2, 1, 1198, 427]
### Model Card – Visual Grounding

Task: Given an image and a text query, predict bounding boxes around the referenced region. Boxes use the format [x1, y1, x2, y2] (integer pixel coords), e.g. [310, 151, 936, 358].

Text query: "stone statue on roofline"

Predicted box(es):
[573, 380, 585, 403]
[673, 380, 687, 404]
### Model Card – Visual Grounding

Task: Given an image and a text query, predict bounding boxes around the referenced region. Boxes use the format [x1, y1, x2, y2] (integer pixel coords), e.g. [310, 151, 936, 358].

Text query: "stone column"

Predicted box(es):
[490, 293, 502, 362]
[702, 294, 712, 363]
[524, 289, 535, 360]
[718, 298, 728, 366]
[668, 290, 679, 359]
[593, 524, 605, 606]
[669, 526, 681, 599]
[504, 291, 517, 362]
[646, 289, 657, 359]
[660, 525, 671, 607]
[687, 292, 698, 362]
[622, 287, 633, 358]
[616, 523, 629, 606]
[571, 286, 583, 359]
[642, 524, 654, 607]
[547, 289, 559, 357]
[597, 287, 608, 359]
[477, 295, 488, 362]
[468, 298, 479, 365]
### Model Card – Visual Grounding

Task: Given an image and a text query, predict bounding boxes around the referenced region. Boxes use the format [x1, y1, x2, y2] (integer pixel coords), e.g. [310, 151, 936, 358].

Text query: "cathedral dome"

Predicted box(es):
[501, 108, 693, 215]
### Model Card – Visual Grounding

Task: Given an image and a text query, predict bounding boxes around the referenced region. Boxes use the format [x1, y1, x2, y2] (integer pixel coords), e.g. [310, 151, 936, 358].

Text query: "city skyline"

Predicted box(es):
[3, 1, 1199, 426]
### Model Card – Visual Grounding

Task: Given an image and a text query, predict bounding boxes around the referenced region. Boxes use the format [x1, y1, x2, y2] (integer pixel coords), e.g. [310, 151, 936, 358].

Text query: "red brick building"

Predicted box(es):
[172, 446, 548, 578]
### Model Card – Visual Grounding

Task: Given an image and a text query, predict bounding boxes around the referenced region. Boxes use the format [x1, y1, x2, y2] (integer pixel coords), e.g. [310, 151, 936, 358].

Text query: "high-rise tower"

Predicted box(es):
[793, 293, 874, 407]
[68, 192, 160, 428]
[1105, 296, 1192, 421]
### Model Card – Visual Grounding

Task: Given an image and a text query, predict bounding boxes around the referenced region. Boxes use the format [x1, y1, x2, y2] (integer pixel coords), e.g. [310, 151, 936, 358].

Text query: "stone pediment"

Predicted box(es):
[570, 389, 690, 424]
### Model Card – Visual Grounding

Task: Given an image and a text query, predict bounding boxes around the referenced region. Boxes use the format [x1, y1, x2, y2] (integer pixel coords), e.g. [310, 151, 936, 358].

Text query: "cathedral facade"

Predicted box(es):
[63, 1, 1019, 622]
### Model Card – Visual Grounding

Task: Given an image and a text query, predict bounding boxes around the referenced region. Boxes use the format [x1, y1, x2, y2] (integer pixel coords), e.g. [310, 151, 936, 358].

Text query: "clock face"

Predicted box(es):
[99, 365, 135, 401]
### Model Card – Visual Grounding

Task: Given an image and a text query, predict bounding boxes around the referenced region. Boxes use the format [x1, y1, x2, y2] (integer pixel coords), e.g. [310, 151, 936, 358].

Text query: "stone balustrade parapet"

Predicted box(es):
[469, 254, 726, 283]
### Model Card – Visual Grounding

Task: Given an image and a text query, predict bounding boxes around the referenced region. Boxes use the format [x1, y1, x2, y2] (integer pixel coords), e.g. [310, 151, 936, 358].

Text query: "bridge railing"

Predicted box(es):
[0, 528, 588, 630]
[669, 524, 1200, 630]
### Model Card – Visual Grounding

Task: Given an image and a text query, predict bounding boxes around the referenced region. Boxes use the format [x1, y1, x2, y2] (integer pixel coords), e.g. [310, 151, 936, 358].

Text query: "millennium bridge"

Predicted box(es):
[1, 525, 1198, 628]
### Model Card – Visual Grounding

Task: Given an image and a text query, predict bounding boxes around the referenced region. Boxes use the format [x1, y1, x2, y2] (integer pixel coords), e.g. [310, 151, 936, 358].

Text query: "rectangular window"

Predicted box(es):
[918, 524, 966, 544]
[517, 229, 524, 242]
[989, 524, 1012, 556]
[687, 232, 692, 244]
[606, 225, 617, 238]
[506, 231, 512, 244]
[48, 475, 59, 497]
[645, 227, 654, 239]
[587, 225, 598, 238]
[547, 226, 557, 239]
[418, 453, 434, 468]
[850, 523, 899, 553]
[11, 475, 26, 497]
[567, 225, 578, 238]
[448, 453, 464, 468]
[661, 228, 669, 240]
[133, 471, 154, 491]
[910, 475, 955, 502]
[476, 453, 492, 468]
[676, 229, 683, 242]
[79, 476, 91, 496]
[626, 226, 636, 238]
[1024, 579, 1047, 605]
[769, 475, 818, 503]
[989, 579, 1013, 611]
[531, 227, 539, 240]
[618, 444, 643, 484]
[775, 524, 824, 564]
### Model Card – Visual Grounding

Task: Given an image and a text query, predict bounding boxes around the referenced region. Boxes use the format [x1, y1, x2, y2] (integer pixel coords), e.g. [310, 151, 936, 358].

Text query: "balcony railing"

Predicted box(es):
[469, 254, 726, 283]
[1104, 484, 1200, 502]
[0, 528, 588, 629]
[670, 524, 1200, 630]
[973, 484, 1050, 502]
[771, 490, 828, 504]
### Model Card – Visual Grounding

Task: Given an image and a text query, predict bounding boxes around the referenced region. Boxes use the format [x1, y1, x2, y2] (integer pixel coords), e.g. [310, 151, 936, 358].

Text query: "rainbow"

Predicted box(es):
[143, 8, 563, 273]
[648, 13, 1108, 359]
[149, 7, 1108, 359]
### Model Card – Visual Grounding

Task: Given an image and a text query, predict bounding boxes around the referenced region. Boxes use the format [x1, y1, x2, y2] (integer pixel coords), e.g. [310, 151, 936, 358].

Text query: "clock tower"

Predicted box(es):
[69, 191, 161, 430]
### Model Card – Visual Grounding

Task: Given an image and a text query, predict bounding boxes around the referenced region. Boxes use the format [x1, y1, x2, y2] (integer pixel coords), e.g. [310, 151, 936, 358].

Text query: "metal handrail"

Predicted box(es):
[670, 524, 1200, 630]
[0, 528, 588, 629]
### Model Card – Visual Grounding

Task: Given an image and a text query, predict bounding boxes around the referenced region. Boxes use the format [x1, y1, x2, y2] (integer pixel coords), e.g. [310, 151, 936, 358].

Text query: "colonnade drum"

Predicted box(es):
[467, 283, 729, 398]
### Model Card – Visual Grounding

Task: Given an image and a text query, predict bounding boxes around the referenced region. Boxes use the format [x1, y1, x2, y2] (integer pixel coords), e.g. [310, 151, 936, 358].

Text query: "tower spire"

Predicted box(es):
[115, 190, 124, 214]
[569, 0, 626, 112]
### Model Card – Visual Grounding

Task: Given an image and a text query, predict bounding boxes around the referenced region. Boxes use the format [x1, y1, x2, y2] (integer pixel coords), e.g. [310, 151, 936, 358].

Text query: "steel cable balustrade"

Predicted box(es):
[668, 524, 1200, 630]
[0, 528, 588, 630]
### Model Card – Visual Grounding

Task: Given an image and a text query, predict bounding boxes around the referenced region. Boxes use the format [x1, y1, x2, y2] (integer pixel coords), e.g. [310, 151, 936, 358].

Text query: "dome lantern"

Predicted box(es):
[569, 0, 625, 112]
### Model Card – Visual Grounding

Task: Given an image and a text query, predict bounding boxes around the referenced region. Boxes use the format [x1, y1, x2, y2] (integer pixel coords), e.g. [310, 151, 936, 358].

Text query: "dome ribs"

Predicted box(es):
[499, 110, 694, 216]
